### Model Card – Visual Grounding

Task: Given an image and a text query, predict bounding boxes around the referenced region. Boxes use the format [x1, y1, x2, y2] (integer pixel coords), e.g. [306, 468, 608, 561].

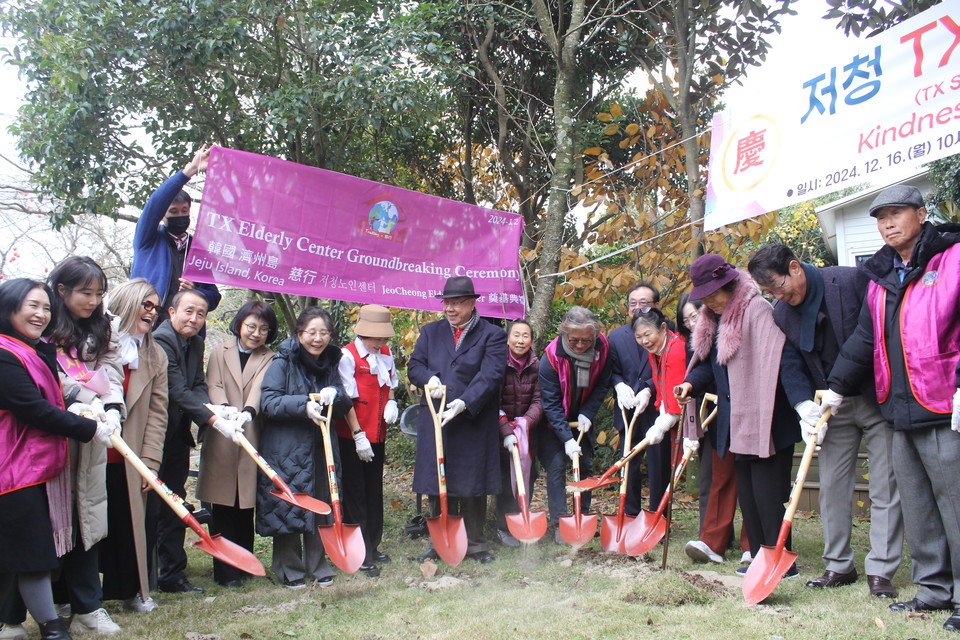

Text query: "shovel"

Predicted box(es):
[742, 407, 833, 604]
[108, 432, 265, 576]
[308, 396, 366, 574]
[567, 434, 652, 492]
[624, 445, 695, 556]
[423, 384, 468, 566]
[600, 408, 640, 553]
[504, 445, 547, 543]
[236, 433, 331, 516]
[558, 427, 598, 547]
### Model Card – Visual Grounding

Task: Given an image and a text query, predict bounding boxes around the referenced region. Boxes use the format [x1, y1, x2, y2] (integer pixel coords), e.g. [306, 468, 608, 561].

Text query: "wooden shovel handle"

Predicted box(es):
[308, 395, 340, 504]
[700, 393, 719, 431]
[510, 445, 527, 500]
[424, 385, 448, 495]
[237, 433, 278, 482]
[109, 432, 190, 520]
[782, 407, 833, 524]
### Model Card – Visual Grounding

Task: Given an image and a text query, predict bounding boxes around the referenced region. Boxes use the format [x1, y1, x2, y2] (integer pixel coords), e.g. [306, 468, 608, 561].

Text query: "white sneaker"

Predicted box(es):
[740, 550, 753, 564]
[685, 540, 724, 564]
[69, 608, 121, 635]
[56, 603, 71, 619]
[0, 623, 27, 640]
[124, 595, 158, 613]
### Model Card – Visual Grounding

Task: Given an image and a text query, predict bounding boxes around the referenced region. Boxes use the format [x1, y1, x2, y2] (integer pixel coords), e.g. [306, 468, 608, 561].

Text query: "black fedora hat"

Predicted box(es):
[435, 275, 481, 299]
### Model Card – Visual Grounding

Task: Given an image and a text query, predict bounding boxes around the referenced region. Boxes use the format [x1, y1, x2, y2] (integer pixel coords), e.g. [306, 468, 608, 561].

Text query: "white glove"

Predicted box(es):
[212, 416, 243, 444]
[237, 411, 253, 428]
[204, 403, 239, 420]
[645, 413, 679, 445]
[353, 430, 374, 462]
[383, 399, 399, 424]
[95, 419, 118, 447]
[68, 402, 96, 417]
[951, 388, 960, 432]
[440, 399, 466, 426]
[683, 437, 700, 455]
[820, 389, 844, 416]
[634, 388, 652, 414]
[427, 376, 444, 398]
[795, 399, 824, 445]
[564, 438, 581, 460]
[104, 408, 123, 435]
[306, 400, 324, 423]
[614, 382, 636, 410]
[503, 434, 517, 452]
[577, 414, 592, 434]
[317, 387, 338, 405]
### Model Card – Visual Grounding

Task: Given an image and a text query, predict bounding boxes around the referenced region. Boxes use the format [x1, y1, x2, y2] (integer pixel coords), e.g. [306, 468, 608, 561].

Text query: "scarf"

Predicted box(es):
[117, 331, 143, 369]
[507, 348, 531, 372]
[561, 335, 595, 388]
[355, 338, 394, 388]
[797, 263, 824, 353]
[449, 311, 479, 352]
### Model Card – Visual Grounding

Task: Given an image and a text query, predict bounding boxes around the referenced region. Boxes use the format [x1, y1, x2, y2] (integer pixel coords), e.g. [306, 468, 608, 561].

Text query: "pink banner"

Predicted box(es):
[183, 147, 526, 318]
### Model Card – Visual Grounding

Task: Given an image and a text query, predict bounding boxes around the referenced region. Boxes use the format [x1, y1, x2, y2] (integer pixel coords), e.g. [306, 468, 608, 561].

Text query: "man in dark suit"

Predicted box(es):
[606, 282, 660, 514]
[748, 243, 903, 599]
[408, 276, 507, 564]
[152, 290, 242, 593]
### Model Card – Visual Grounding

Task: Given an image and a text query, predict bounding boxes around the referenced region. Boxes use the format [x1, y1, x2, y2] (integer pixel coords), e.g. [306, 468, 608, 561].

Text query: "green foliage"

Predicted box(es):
[824, 0, 942, 37]
[927, 154, 960, 221]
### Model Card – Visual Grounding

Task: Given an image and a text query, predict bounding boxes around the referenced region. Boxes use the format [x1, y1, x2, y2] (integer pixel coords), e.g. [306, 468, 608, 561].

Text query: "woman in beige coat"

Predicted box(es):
[101, 279, 168, 613]
[197, 300, 277, 587]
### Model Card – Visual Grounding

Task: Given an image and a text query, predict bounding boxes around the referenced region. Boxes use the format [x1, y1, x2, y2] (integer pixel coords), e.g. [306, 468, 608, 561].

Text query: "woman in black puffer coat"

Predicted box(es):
[257, 307, 352, 588]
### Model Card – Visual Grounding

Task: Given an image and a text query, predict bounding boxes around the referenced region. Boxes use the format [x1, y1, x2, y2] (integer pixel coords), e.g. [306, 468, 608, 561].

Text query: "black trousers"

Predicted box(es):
[425, 495, 488, 554]
[101, 463, 140, 601]
[150, 435, 191, 588]
[338, 438, 386, 564]
[622, 430, 675, 516]
[209, 502, 255, 584]
[735, 445, 795, 555]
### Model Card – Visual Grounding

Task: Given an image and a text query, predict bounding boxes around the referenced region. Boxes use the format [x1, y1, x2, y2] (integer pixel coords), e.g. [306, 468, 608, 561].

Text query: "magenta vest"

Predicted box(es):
[0, 334, 69, 495]
[544, 333, 609, 420]
[868, 243, 960, 413]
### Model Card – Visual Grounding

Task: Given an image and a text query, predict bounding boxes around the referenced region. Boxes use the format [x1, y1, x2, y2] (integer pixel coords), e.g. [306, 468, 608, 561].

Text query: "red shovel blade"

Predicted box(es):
[426, 514, 468, 566]
[742, 544, 799, 604]
[600, 514, 637, 553]
[623, 509, 667, 556]
[505, 509, 548, 544]
[269, 488, 331, 516]
[558, 512, 598, 547]
[568, 476, 619, 492]
[194, 533, 265, 577]
[318, 521, 366, 574]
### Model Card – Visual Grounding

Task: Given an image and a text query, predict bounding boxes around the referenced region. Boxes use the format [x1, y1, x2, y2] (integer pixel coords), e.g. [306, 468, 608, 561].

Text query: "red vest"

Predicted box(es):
[334, 341, 392, 442]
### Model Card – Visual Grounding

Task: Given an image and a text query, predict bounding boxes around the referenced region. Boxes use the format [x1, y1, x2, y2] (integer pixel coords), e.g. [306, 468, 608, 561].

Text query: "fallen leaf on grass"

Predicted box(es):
[203, 596, 217, 603]
[677, 494, 695, 503]
[419, 559, 437, 578]
[185, 634, 220, 640]
[874, 618, 885, 629]
[905, 612, 930, 620]
[793, 511, 815, 520]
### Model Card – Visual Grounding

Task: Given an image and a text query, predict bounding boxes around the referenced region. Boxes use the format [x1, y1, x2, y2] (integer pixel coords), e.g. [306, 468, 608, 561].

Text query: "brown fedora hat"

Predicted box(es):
[354, 305, 395, 338]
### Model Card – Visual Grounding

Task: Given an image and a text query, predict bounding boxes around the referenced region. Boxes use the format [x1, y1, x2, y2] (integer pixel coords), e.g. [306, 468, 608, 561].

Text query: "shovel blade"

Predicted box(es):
[742, 544, 799, 604]
[194, 533, 265, 577]
[270, 488, 331, 516]
[318, 522, 366, 574]
[600, 513, 637, 553]
[505, 510, 548, 544]
[623, 510, 667, 556]
[426, 514, 468, 566]
[567, 476, 617, 492]
[558, 512, 598, 547]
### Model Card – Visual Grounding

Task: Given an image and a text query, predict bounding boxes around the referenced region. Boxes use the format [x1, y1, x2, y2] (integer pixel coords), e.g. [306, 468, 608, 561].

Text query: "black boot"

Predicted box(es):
[38, 617, 72, 640]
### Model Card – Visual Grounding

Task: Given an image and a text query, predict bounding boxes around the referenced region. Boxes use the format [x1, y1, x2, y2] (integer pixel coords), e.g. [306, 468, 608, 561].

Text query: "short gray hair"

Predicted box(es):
[559, 305, 601, 336]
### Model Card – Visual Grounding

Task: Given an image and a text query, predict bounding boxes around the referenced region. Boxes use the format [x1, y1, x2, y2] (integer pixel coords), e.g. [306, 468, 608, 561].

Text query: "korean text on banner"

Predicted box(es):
[182, 147, 526, 318]
[705, 0, 960, 230]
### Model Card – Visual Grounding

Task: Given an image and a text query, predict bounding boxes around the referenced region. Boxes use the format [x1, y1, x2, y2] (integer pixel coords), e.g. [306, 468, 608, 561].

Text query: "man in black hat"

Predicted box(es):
[827, 184, 960, 630]
[407, 276, 507, 563]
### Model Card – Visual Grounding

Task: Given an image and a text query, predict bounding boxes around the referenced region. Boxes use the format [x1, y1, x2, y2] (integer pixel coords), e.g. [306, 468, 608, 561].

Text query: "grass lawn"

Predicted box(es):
[33, 438, 937, 640]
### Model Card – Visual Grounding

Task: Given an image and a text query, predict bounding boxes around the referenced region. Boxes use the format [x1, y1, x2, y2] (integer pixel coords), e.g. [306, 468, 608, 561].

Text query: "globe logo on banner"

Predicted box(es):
[719, 114, 782, 194]
[365, 200, 400, 239]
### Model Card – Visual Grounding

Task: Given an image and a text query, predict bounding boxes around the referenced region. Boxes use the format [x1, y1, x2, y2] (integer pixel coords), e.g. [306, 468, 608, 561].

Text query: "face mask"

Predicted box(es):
[166, 216, 190, 236]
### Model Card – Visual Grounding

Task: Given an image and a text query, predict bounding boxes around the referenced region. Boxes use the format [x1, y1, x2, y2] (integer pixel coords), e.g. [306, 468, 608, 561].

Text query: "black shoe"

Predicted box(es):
[38, 617, 71, 640]
[218, 579, 244, 588]
[944, 610, 960, 632]
[158, 579, 204, 594]
[889, 597, 952, 612]
[373, 552, 391, 564]
[867, 575, 898, 598]
[315, 576, 334, 588]
[468, 550, 495, 564]
[360, 563, 381, 577]
[416, 548, 438, 563]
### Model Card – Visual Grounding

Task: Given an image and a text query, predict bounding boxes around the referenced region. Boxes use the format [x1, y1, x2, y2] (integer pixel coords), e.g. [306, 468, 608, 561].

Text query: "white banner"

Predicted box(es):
[705, 0, 960, 230]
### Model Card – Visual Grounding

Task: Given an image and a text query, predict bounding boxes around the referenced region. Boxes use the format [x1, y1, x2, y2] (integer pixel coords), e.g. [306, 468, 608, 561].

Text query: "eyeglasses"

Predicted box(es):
[300, 329, 331, 339]
[243, 323, 270, 336]
[683, 311, 699, 327]
[567, 337, 595, 346]
[764, 274, 788, 296]
[141, 300, 158, 312]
